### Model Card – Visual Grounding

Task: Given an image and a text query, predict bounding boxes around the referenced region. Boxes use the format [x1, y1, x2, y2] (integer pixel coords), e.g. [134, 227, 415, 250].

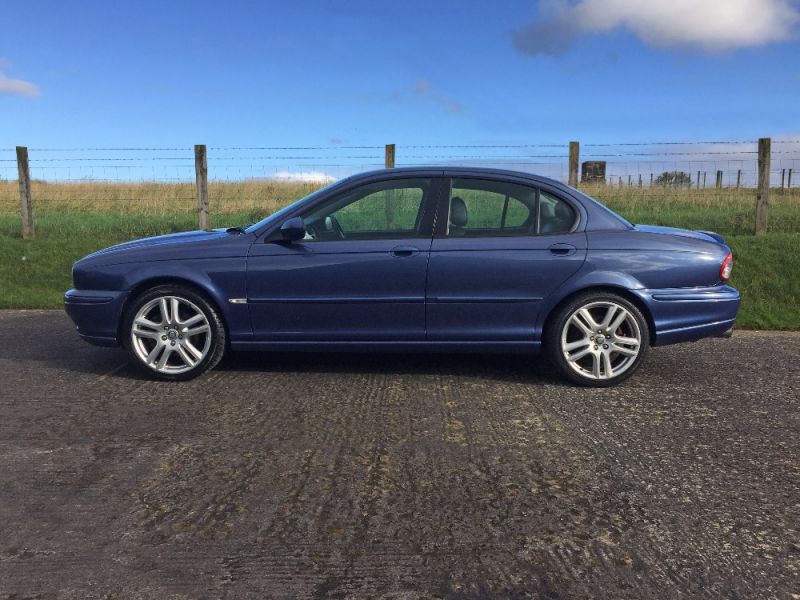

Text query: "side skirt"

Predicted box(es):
[229, 340, 542, 355]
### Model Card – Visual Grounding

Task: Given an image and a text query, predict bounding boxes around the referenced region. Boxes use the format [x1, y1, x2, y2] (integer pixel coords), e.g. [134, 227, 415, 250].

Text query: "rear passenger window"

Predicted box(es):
[445, 179, 576, 236]
[447, 179, 535, 237]
[539, 191, 576, 234]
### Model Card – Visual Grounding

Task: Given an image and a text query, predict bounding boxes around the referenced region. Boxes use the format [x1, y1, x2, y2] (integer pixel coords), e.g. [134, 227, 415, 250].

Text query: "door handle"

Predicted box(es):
[548, 243, 577, 256]
[390, 245, 420, 257]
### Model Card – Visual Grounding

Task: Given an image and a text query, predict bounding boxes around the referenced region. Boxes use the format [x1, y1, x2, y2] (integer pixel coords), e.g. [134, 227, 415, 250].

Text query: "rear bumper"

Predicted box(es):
[64, 289, 128, 347]
[633, 284, 741, 346]
[717, 326, 734, 338]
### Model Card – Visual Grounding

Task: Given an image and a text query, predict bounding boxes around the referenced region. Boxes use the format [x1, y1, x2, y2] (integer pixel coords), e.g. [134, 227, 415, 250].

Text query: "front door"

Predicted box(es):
[426, 177, 587, 342]
[247, 177, 439, 341]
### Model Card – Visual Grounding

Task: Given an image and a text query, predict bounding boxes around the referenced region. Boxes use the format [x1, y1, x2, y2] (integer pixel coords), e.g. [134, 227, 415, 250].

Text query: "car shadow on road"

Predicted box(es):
[216, 350, 566, 385]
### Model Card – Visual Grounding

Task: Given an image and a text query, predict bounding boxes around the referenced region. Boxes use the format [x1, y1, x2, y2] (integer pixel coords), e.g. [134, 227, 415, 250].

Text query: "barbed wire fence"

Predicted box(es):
[1, 138, 798, 239]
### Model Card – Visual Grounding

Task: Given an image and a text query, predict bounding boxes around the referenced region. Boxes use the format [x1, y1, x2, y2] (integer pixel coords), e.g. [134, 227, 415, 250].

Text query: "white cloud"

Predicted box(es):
[513, 0, 800, 55]
[270, 171, 336, 183]
[0, 73, 40, 97]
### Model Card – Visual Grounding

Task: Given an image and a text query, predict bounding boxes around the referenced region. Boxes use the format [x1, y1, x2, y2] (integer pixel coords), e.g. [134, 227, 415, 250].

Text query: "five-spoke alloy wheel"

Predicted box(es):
[546, 292, 649, 387]
[124, 285, 226, 380]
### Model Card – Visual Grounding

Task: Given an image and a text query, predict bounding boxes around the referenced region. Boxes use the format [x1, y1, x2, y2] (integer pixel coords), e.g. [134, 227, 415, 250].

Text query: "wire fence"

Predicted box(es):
[1, 139, 798, 187]
[1, 138, 799, 238]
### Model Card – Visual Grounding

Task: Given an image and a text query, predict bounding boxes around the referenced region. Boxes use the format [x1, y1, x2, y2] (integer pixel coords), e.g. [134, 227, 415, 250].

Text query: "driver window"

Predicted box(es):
[302, 178, 430, 241]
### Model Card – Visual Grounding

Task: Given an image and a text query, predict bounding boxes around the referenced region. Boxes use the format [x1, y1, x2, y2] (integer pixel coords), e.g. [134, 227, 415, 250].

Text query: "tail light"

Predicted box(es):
[720, 252, 733, 281]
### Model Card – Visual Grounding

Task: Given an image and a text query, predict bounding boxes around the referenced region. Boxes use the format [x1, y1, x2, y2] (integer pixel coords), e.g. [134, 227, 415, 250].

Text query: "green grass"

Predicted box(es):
[724, 233, 800, 329]
[0, 181, 798, 329]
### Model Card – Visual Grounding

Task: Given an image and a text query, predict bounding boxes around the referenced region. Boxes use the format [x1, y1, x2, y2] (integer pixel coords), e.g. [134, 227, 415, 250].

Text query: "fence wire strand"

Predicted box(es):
[1, 139, 798, 190]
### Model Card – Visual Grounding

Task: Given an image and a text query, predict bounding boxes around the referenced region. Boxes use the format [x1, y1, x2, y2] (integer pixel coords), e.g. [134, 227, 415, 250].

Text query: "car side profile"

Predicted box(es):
[64, 167, 740, 386]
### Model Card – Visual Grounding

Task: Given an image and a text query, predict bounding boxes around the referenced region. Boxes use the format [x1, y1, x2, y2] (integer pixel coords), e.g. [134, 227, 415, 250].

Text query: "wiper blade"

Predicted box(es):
[225, 226, 247, 234]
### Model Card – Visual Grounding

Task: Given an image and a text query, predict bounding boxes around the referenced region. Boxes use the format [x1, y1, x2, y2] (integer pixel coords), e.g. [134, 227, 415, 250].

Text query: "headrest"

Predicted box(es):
[450, 197, 468, 227]
[554, 202, 572, 221]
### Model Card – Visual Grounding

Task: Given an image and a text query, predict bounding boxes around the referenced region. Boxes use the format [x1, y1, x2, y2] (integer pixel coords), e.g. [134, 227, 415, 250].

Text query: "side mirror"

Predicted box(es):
[279, 217, 306, 241]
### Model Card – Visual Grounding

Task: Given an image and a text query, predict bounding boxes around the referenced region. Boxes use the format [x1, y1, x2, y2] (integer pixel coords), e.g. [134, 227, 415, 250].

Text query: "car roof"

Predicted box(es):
[348, 166, 567, 188]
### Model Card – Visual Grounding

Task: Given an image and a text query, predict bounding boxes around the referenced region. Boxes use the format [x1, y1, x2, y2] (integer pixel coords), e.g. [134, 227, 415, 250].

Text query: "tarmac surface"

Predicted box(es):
[0, 310, 798, 598]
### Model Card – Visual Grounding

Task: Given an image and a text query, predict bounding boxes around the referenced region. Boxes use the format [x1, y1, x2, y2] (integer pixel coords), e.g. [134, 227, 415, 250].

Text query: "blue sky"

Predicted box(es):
[1, 0, 799, 182]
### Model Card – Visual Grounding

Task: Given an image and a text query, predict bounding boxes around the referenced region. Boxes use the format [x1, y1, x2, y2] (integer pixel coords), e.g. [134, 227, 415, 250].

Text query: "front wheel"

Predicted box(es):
[545, 292, 650, 387]
[123, 285, 226, 381]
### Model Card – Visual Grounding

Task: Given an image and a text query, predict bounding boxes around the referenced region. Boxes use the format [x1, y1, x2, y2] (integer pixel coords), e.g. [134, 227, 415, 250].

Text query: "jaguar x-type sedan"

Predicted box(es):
[65, 167, 740, 386]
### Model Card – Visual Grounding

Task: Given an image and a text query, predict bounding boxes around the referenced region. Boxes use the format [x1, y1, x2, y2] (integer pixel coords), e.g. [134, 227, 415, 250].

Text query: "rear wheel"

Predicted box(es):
[123, 285, 226, 381]
[545, 292, 649, 387]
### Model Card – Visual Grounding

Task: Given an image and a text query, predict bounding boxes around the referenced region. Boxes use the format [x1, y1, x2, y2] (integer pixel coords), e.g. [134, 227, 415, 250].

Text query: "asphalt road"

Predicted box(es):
[0, 310, 798, 599]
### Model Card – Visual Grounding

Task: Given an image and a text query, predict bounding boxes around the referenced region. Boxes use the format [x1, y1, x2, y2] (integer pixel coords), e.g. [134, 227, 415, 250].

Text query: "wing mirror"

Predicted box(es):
[279, 217, 306, 241]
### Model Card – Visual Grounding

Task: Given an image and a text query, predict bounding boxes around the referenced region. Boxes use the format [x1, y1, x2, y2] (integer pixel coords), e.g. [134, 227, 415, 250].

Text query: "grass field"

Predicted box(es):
[1, 180, 798, 329]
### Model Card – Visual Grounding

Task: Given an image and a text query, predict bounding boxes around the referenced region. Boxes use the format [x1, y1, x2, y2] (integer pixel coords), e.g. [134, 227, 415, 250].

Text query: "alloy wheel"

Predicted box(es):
[130, 295, 212, 375]
[560, 300, 642, 381]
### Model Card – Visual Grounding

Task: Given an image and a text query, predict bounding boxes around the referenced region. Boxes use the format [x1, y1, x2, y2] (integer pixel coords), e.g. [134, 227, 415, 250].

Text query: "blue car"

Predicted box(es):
[65, 167, 739, 386]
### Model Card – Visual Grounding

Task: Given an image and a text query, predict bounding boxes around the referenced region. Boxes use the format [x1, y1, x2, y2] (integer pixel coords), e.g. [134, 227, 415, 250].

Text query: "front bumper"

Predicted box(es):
[64, 289, 129, 347]
[633, 284, 741, 346]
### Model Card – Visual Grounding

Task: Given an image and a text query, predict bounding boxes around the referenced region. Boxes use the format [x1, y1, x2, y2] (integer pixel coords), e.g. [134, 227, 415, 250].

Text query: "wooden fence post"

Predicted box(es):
[568, 141, 579, 187]
[715, 170, 723, 189]
[194, 144, 209, 230]
[756, 137, 770, 235]
[384, 143, 396, 228]
[736, 170, 742, 188]
[696, 170, 701, 189]
[789, 169, 793, 189]
[16, 146, 34, 240]
[384, 144, 395, 168]
[781, 168, 785, 189]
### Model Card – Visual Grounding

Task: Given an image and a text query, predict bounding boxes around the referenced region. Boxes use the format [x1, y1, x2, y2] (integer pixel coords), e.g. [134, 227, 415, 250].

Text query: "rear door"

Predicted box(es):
[426, 177, 587, 342]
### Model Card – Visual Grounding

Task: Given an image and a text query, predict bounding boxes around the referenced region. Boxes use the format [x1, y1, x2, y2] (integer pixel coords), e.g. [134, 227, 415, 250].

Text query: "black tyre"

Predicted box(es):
[544, 291, 650, 387]
[122, 284, 226, 381]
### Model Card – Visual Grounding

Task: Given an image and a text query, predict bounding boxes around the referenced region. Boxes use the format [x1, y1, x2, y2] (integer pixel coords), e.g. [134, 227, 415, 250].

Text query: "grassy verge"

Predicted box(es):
[0, 181, 798, 329]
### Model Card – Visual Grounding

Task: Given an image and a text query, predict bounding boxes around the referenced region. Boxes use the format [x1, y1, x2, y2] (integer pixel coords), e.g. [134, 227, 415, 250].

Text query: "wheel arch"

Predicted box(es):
[118, 276, 228, 348]
[541, 285, 656, 347]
